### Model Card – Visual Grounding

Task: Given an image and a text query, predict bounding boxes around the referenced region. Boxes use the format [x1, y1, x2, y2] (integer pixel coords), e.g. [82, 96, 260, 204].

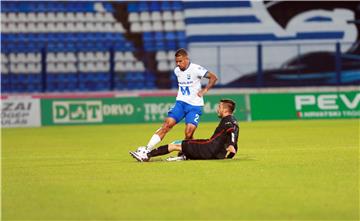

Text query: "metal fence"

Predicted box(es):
[190, 41, 360, 87]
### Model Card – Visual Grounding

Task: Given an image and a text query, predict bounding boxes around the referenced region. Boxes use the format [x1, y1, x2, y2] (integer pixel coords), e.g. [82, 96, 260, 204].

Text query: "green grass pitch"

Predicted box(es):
[2, 119, 359, 220]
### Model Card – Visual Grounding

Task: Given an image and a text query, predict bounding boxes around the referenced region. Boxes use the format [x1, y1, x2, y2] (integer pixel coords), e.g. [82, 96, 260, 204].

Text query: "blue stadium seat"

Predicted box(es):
[143, 32, 154, 42]
[176, 31, 186, 40]
[161, 1, 171, 11]
[155, 41, 166, 50]
[150, 2, 161, 11]
[166, 41, 177, 50]
[127, 2, 139, 13]
[103, 2, 114, 12]
[138, 2, 149, 11]
[154, 32, 165, 41]
[172, 1, 183, 11]
[165, 32, 176, 41]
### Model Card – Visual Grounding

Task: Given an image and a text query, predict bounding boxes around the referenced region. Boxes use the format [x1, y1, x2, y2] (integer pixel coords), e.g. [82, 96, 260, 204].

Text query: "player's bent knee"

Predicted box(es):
[161, 122, 174, 133]
[168, 143, 182, 152]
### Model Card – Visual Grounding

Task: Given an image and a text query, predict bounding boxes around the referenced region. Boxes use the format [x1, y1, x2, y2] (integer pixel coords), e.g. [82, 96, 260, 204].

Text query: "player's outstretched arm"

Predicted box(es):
[198, 71, 218, 97]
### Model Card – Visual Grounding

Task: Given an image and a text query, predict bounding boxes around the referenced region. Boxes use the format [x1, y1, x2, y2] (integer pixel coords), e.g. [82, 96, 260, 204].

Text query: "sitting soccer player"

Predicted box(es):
[130, 99, 239, 162]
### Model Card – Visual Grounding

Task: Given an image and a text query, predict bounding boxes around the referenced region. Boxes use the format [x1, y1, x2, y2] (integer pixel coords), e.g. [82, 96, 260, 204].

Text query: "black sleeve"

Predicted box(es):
[224, 119, 239, 159]
[225, 122, 237, 147]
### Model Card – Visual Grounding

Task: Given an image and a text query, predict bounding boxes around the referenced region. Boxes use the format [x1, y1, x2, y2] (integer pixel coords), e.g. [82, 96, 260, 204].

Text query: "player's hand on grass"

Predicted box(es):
[226, 145, 236, 154]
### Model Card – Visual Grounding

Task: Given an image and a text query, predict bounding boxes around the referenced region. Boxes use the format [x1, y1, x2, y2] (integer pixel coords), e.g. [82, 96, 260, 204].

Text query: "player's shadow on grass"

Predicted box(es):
[142, 154, 256, 163]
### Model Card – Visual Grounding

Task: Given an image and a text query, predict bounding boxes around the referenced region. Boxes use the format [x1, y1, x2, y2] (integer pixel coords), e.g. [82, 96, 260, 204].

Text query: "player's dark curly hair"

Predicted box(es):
[220, 99, 236, 113]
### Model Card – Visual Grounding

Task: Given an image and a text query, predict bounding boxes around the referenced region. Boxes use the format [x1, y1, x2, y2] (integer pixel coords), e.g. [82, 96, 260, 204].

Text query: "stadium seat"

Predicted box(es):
[1, 1, 186, 92]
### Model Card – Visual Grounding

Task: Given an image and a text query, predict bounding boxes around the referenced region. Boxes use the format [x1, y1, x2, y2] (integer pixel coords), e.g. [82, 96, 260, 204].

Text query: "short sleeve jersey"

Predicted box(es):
[174, 63, 208, 106]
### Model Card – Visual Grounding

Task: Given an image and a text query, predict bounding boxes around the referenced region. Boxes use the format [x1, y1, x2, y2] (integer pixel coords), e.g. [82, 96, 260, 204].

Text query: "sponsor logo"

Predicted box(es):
[295, 93, 360, 118]
[53, 101, 103, 123]
[52, 101, 135, 124]
[143, 103, 173, 121]
[1, 98, 41, 127]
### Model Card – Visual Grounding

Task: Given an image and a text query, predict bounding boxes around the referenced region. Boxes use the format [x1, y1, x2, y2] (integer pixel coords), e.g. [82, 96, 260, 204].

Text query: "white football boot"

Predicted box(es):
[129, 147, 149, 162]
[166, 155, 187, 162]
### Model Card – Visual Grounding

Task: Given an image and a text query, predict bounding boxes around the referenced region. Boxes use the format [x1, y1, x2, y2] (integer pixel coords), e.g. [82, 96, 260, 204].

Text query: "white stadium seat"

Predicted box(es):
[113, 23, 125, 33]
[96, 61, 110, 72]
[35, 64, 42, 73]
[66, 22, 76, 32]
[103, 22, 113, 32]
[130, 22, 142, 32]
[104, 13, 115, 22]
[78, 62, 86, 72]
[156, 51, 167, 61]
[85, 22, 96, 32]
[27, 53, 41, 63]
[94, 2, 106, 12]
[167, 51, 175, 60]
[47, 63, 56, 73]
[173, 11, 184, 21]
[164, 21, 175, 31]
[162, 11, 173, 21]
[1, 23, 8, 33]
[17, 23, 26, 32]
[115, 61, 126, 71]
[66, 63, 77, 72]
[115, 52, 125, 61]
[27, 63, 36, 73]
[85, 12, 96, 22]
[78, 52, 86, 62]
[151, 12, 162, 21]
[2, 54, 9, 63]
[47, 12, 56, 22]
[1, 13, 8, 22]
[2, 65, 9, 74]
[18, 13, 27, 22]
[37, 12, 47, 22]
[128, 13, 139, 23]
[51, 63, 58, 72]
[86, 62, 96, 72]
[124, 61, 136, 71]
[67, 53, 77, 62]
[135, 61, 145, 72]
[169, 61, 176, 69]
[8, 13, 17, 21]
[124, 52, 135, 61]
[46, 53, 56, 62]
[46, 23, 55, 32]
[141, 22, 152, 32]
[152, 21, 163, 32]
[10, 63, 18, 73]
[75, 22, 86, 32]
[157, 60, 169, 71]
[94, 12, 105, 22]
[57, 52, 66, 62]
[175, 21, 185, 31]
[140, 12, 151, 22]
[65, 12, 76, 22]
[54, 22, 66, 32]
[75, 12, 86, 22]
[96, 52, 110, 61]
[56, 63, 66, 73]
[7, 23, 16, 33]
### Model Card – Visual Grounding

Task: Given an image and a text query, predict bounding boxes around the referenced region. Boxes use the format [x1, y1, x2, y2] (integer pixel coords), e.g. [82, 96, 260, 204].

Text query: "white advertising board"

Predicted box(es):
[1, 97, 41, 128]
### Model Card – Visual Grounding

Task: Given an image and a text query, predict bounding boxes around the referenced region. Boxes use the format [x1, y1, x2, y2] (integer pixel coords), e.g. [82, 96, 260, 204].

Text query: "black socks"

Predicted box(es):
[147, 145, 170, 157]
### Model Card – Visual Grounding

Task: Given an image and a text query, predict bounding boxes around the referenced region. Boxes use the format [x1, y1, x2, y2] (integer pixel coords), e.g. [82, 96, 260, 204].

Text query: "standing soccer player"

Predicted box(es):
[132, 48, 218, 154]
